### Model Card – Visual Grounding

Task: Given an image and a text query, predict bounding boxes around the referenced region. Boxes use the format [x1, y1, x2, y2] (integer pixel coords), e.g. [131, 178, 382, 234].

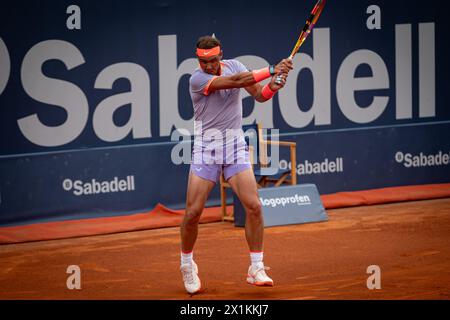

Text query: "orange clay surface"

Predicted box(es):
[0, 198, 449, 300]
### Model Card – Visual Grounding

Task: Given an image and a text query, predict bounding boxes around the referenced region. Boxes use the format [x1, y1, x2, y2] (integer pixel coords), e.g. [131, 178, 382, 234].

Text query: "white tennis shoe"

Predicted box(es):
[180, 261, 202, 294]
[246, 265, 274, 286]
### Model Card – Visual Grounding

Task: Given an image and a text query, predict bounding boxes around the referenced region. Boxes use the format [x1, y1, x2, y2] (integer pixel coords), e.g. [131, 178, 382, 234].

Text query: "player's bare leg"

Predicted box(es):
[179, 173, 215, 294]
[227, 168, 263, 251]
[227, 168, 273, 286]
[181, 173, 215, 252]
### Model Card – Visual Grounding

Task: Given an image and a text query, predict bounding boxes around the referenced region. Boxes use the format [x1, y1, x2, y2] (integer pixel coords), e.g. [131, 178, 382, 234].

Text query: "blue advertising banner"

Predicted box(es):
[0, 0, 449, 226]
[233, 184, 328, 227]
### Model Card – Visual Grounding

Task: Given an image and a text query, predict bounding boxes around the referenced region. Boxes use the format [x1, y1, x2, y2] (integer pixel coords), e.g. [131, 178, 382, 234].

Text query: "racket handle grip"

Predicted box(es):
[274, 56, 293, 84]
[275, 75, 283, 85]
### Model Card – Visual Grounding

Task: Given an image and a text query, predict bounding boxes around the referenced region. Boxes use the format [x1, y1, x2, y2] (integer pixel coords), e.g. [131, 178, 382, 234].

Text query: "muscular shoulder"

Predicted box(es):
[190, 68, 208, 84]
[189, 68, 215, 93]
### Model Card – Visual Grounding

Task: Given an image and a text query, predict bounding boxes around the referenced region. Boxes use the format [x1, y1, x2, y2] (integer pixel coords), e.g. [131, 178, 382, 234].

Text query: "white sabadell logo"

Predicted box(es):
[62, 176, 135, 196]
[260, 194, 311, 208]
[280, 158, 344, 175]
[395, 151, 450, 168]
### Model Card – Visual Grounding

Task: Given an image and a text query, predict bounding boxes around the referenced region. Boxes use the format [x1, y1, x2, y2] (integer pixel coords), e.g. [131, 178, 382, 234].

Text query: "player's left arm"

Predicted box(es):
[245, 73, 288, 102]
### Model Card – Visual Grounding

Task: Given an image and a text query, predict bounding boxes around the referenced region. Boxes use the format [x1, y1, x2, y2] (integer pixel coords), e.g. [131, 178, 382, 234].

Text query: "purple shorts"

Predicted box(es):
[190, 162, 251, 183]
[190, 138, 251, 183]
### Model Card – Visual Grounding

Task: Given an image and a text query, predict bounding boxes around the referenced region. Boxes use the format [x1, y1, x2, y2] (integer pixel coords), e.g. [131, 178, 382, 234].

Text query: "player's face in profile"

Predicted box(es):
[198, 54, 222, 75]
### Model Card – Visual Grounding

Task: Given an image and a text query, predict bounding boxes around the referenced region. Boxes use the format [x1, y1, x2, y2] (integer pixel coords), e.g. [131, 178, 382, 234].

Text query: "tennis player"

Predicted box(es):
[180, 35, 293, 294]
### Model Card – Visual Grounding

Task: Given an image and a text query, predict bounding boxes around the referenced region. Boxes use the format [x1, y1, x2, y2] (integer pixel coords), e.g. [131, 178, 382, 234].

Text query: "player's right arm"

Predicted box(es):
[244, 73, 288, 102]
[208, 72, 262, 91]
[207, 59, 293, 94]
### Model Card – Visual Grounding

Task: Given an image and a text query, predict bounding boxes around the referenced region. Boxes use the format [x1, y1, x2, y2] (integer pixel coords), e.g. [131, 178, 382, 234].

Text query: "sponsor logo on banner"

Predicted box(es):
[62, 176, 135, 196]
[395, 151, 450, 168]
[0, 22, 437, 148]
[279, 158, 344, 176]
[260, 194, 312, 208]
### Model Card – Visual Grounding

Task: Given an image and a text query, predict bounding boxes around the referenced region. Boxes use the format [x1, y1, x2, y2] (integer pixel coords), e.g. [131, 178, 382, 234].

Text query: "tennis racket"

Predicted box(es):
[275, 0, 326, 84]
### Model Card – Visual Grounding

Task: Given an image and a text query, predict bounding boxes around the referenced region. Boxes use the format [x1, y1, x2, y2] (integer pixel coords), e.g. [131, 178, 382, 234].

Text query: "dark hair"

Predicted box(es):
[196, 36, 221, 49]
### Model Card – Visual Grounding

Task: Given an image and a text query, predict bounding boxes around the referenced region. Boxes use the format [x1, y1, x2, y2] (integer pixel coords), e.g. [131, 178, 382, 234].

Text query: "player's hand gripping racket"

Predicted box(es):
[275, 0, 326, 84]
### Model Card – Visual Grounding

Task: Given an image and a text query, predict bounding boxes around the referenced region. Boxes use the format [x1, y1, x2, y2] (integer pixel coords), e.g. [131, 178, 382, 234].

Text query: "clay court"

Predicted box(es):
[1, 197, 449, 300]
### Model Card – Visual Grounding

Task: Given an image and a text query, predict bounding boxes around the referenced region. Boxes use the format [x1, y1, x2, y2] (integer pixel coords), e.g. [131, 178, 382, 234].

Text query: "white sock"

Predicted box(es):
[181, 251, 193, 266]
[250, 251, 264, 269]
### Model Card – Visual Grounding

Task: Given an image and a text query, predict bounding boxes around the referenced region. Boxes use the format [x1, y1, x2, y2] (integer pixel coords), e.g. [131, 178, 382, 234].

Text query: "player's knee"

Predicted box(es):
[245, 200, 262, 217]
[184, 206, 202, 223]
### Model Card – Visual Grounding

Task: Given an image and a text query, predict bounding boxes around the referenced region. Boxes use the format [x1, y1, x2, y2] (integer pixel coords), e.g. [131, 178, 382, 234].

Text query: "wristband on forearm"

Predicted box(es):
[252, 65, 276, 83]
[261, 83, 277, 100]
